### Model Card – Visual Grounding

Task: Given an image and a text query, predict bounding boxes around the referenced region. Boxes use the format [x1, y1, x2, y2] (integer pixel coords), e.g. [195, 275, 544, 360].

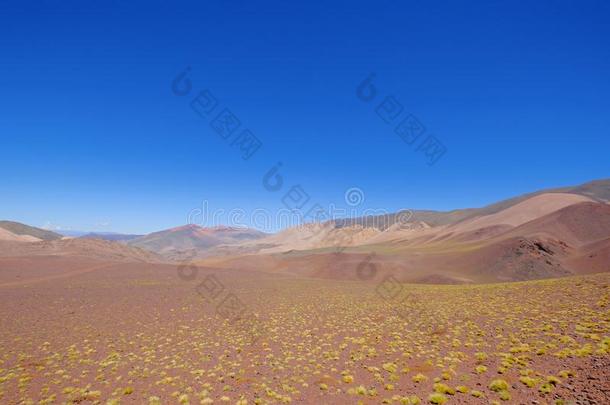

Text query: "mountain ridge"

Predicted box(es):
[0, 221, 63, 242]
[2, 178, 609, 283]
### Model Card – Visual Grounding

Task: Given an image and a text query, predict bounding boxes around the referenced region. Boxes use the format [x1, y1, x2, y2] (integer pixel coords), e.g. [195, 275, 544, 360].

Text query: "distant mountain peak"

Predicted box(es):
[127, 224, 267, 257]
[167, 224, 202, 232]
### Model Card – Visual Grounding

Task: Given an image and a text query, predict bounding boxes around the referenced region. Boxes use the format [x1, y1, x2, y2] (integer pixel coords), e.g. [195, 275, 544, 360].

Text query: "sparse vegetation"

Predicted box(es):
[0, 268, 608, 403]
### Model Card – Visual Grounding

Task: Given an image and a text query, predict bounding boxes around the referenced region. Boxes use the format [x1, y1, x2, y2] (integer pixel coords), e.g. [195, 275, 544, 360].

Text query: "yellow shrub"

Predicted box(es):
[428, 393, 448, 404]
[382, 363, 398, 373]
[433, 383, 455, 395]
[342, 375, 354, 384]
[519, 376, 538, 388]
[488, 379, 509, 392]
[539, 383, 552, 394]
[471, 390, 483, 398]
[412, 373, 428, 383]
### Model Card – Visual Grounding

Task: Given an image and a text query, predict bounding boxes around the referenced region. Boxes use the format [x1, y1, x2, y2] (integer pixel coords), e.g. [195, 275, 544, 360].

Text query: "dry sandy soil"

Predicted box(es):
[0, 256, 609, 404]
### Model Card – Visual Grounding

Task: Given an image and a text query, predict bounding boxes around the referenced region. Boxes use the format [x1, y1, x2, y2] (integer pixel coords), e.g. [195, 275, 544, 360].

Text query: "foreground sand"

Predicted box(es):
[0, 257, 609, 404]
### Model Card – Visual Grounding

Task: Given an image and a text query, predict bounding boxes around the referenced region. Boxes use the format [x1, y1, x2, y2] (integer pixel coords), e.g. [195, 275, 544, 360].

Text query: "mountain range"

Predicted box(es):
[1, 178, 609, 283]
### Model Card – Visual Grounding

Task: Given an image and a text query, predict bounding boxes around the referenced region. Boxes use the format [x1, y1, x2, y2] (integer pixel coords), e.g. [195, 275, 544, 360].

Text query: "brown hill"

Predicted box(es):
[0, 227, 37, 242]
[5, 178, 609, 284]
[0, 238, 164, 263]
[199, 190, 599, 260]
[331, 178, 610, 231]
[198, 197, 610, 284]
[565, 237, 610, 274]
[502, 201, 610, 246]
[0, 221, 62, 242]
[127, 225, 267, 258]
[238, 222, 381, 254]
[444, 193, 593, 234]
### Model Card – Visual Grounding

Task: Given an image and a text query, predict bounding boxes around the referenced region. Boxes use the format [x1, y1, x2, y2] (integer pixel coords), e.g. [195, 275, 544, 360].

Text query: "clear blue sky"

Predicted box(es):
[1, 0, 608, 234]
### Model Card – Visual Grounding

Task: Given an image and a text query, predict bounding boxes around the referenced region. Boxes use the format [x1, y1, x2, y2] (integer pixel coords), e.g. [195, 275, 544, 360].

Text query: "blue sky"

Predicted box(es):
[1, 0, 609, 234]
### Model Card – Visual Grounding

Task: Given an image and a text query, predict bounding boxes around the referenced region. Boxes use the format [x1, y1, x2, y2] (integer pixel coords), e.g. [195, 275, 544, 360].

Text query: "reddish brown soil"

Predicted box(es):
[0, 239, 164, 263]
[0, 257, 608, 404]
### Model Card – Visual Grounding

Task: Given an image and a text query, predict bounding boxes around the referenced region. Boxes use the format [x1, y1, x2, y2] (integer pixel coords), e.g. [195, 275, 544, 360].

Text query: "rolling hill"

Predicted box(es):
[0, 237, 164, 263]
[127, 224, 267, 259]
[2, 178, 609, 283]
[193, 179, 610, 283]
[79, 232, 143, 242]
[0, 221, 62, 242]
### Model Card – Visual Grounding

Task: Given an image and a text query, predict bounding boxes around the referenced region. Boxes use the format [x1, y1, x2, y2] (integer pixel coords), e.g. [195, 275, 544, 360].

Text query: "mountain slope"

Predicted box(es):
[0, 227, 35, 242]
[443, 193, 594, 235]
[0, 221, 62, 241]
[455, 178, 610, 221]
[127, 225, 267, 257]
[333, 178, 610, 231]
[502, 202, 610, 246]
[565, 237, 610, 274]
[80, 232, 142, 242]
[0, 238, 164, 263]
[3, 178, 609, 283]
[197, 182, 610, 284]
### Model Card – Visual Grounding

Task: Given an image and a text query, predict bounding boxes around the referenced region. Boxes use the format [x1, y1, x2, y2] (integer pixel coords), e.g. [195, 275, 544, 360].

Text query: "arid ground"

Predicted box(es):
[1, 257, 608, 404]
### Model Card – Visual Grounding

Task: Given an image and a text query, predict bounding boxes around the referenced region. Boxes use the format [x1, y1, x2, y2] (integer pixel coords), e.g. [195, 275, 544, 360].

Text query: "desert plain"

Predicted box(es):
[1, 256, 609, 404]
[1, 180, 610, 404]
